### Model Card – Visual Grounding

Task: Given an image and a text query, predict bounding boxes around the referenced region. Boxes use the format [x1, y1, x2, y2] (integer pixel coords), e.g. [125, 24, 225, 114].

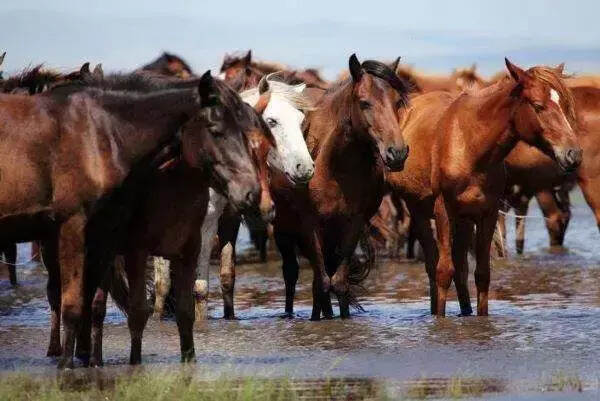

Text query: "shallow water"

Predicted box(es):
[1, 190, 600, 399]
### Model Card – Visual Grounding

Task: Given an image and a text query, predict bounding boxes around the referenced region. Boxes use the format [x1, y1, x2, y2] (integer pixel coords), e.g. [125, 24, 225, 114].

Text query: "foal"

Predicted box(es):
[274, 54, 410, 319]
[432, 59, 582, 316]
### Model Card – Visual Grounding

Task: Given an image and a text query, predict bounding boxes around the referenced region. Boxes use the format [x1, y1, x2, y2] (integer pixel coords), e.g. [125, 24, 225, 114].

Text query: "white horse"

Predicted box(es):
[153, 74, 315, 319]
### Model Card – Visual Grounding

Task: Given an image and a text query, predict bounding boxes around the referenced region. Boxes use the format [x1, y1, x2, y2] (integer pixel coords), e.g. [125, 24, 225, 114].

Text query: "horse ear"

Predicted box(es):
[258, 74, 270, 94]
[293, 83, 306, 93]
[0, 52, 5, 67]
[93, 64, 104, 80]
[470, 63, 477, 73]
[254, 91, 271, 114]
[505, 58, 526, 83]
[198, 70, 217, 106]
[349, 53, 363, 82]
[390, 57, 401, 73]
[79, 62, 93, 80]
[243, 50, 252, 66]
[555, 62, 565, 75]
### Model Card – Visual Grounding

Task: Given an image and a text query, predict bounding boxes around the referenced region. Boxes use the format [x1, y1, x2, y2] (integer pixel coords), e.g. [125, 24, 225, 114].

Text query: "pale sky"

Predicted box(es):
[1, 0, 599, 79]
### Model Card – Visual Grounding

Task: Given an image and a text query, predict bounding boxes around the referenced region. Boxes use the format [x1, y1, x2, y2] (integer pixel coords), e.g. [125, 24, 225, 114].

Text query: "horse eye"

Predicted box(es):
[532, 102, 545, 113]
[266, 117, 278, 128]
[359, 100, 371, 110]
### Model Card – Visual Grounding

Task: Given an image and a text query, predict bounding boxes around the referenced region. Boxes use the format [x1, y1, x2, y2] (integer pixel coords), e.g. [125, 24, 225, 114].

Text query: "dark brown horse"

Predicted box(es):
[272, 54, 410, 319]
[140, 52, 194, 78]
[432, 60, 581, 317]
[42, 71, 268, 366]
[0, 69, 259, 369]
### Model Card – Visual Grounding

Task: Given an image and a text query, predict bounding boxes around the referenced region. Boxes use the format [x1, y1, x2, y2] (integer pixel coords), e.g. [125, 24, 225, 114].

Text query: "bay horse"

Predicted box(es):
[192, 74, 315, 320]
[273, 54, 410, 320]
[0, 69, 259, 369]
[432, 59, 582, 317]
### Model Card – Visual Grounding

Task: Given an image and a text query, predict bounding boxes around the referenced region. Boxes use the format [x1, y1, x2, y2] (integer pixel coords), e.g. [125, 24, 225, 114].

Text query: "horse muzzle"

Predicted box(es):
[555, 147, 582, 174]
[383, 145, 409, 172]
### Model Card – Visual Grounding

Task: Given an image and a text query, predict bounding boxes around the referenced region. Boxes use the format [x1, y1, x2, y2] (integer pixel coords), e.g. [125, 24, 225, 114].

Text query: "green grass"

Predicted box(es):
[0, 372, 389, 401]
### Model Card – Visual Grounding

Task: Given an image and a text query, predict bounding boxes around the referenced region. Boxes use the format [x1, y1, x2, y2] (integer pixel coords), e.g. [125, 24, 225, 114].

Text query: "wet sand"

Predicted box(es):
[1, 190, 600, 399]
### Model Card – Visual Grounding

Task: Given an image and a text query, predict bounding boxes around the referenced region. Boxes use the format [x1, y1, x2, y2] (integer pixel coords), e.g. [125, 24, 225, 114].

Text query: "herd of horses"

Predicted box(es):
[0, 48, 597, 369]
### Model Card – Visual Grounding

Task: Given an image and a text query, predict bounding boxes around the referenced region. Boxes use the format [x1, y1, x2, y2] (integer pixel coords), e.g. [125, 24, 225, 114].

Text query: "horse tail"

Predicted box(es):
[346, 226, 377, 311]
[108, 256, 129, 317]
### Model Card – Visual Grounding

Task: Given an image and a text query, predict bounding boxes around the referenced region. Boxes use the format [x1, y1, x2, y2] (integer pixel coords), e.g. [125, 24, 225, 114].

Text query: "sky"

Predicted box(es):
[1, 0, 599, 79]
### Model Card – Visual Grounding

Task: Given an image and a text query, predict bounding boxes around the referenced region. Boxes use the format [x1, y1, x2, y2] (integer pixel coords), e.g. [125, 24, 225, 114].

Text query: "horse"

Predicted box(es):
[191, 73, 315, 320]
[0, 62, 103, 285]
[139, 52, 194, 78]
[0, 67, 261, 369]
[387, 60, 581, 317]
[220, 50, 330, 89]
[432, 59, 582, 317]
[272, 54, 410, 320]
[84, 75, 273, 366]
[499, 85, 600, 253]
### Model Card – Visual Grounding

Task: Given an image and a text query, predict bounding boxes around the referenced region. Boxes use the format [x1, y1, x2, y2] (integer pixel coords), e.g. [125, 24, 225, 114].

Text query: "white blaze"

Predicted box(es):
[550, 89, 560, 105]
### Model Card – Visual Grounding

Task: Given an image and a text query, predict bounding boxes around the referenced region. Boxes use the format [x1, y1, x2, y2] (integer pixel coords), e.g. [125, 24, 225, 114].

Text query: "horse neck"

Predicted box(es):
[100, 88, 199, 167]
[315, 82, 378, 178]
[464, 81, 520, 166]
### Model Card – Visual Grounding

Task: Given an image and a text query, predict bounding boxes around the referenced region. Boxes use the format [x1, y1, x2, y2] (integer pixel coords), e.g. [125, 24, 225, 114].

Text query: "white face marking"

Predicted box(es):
[550, 89, 560, 105]
[217, 72, 226, 80]
[241, 89, 314, 182]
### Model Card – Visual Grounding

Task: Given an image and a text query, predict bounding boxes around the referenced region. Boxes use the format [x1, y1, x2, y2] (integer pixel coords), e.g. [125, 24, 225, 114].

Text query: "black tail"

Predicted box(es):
[346, 227, 377, 311]
[108, 256, 129, 317]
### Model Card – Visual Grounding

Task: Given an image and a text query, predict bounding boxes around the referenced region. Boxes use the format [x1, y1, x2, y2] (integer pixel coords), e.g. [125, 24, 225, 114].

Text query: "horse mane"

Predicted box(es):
[141, 52, 193, 75]
[1, 64, 63, 94]
[240, 76, 316, 112]
[529, 66, 576, 124]
[252, 59, 289, 74]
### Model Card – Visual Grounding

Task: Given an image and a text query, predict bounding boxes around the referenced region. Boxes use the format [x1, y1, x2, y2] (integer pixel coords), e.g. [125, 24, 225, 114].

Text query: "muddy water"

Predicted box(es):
[1, 190, 600, 399]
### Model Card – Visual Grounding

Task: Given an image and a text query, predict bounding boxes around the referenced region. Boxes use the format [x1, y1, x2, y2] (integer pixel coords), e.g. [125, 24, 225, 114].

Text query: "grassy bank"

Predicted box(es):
[0, 371, 389, 401]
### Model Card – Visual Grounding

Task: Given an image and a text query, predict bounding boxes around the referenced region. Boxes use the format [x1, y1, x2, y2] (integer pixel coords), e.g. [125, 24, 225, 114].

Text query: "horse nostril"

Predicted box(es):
[296, 163, 302, 171]
[245, 190, 256, 206]
[566, 149, 582, 165]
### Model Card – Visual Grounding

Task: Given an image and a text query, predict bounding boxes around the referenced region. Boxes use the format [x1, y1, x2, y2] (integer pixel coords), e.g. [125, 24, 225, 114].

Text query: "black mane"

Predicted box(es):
[361, 60, 411, 106]
[1, 65, 63, 94]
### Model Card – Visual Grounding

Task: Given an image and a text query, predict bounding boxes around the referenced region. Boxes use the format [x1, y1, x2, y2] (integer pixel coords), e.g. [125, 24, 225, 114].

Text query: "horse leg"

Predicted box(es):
[433, 197, 454, 317]
[299, 230, 331, 321]
[512, 194, 530, 255]
[31, 241, 41, 262]
[152, 257, 170, 319]
[172, 257, 196, 362]
[332, 261, 350, 318]
[57, 212, 87, 370]
[89, 268, 111, 367]
[536, 190, 569, 248]
[217, 211, 241, 320]
[474, 210, 498, 316]
[195, 191, 227, 321]
[410, 211, 439, 315]
[452, 221, 474, 316]
[125, 251, 151, 365]
[274, 231, 300, 318]
[2, 243, 17, 286]
[219, 242, 236, 319]
[42, 237, 62, 357]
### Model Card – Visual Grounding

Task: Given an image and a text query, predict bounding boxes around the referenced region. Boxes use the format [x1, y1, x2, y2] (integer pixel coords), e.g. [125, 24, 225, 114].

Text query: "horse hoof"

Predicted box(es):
[46, 347, 62, 357]
[181, 351, 196, 363]
[89, 358, 104, 368]
[279, 312, 295, 319]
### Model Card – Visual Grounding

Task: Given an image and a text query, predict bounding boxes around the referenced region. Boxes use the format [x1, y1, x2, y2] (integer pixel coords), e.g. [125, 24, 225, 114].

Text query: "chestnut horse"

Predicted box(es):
[273, 54, 410, 320]
[432, 60, 582, 317]
[388, 60, 581, 317]
[0, 69, 259, 369]
[499, 85, 600, 253]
